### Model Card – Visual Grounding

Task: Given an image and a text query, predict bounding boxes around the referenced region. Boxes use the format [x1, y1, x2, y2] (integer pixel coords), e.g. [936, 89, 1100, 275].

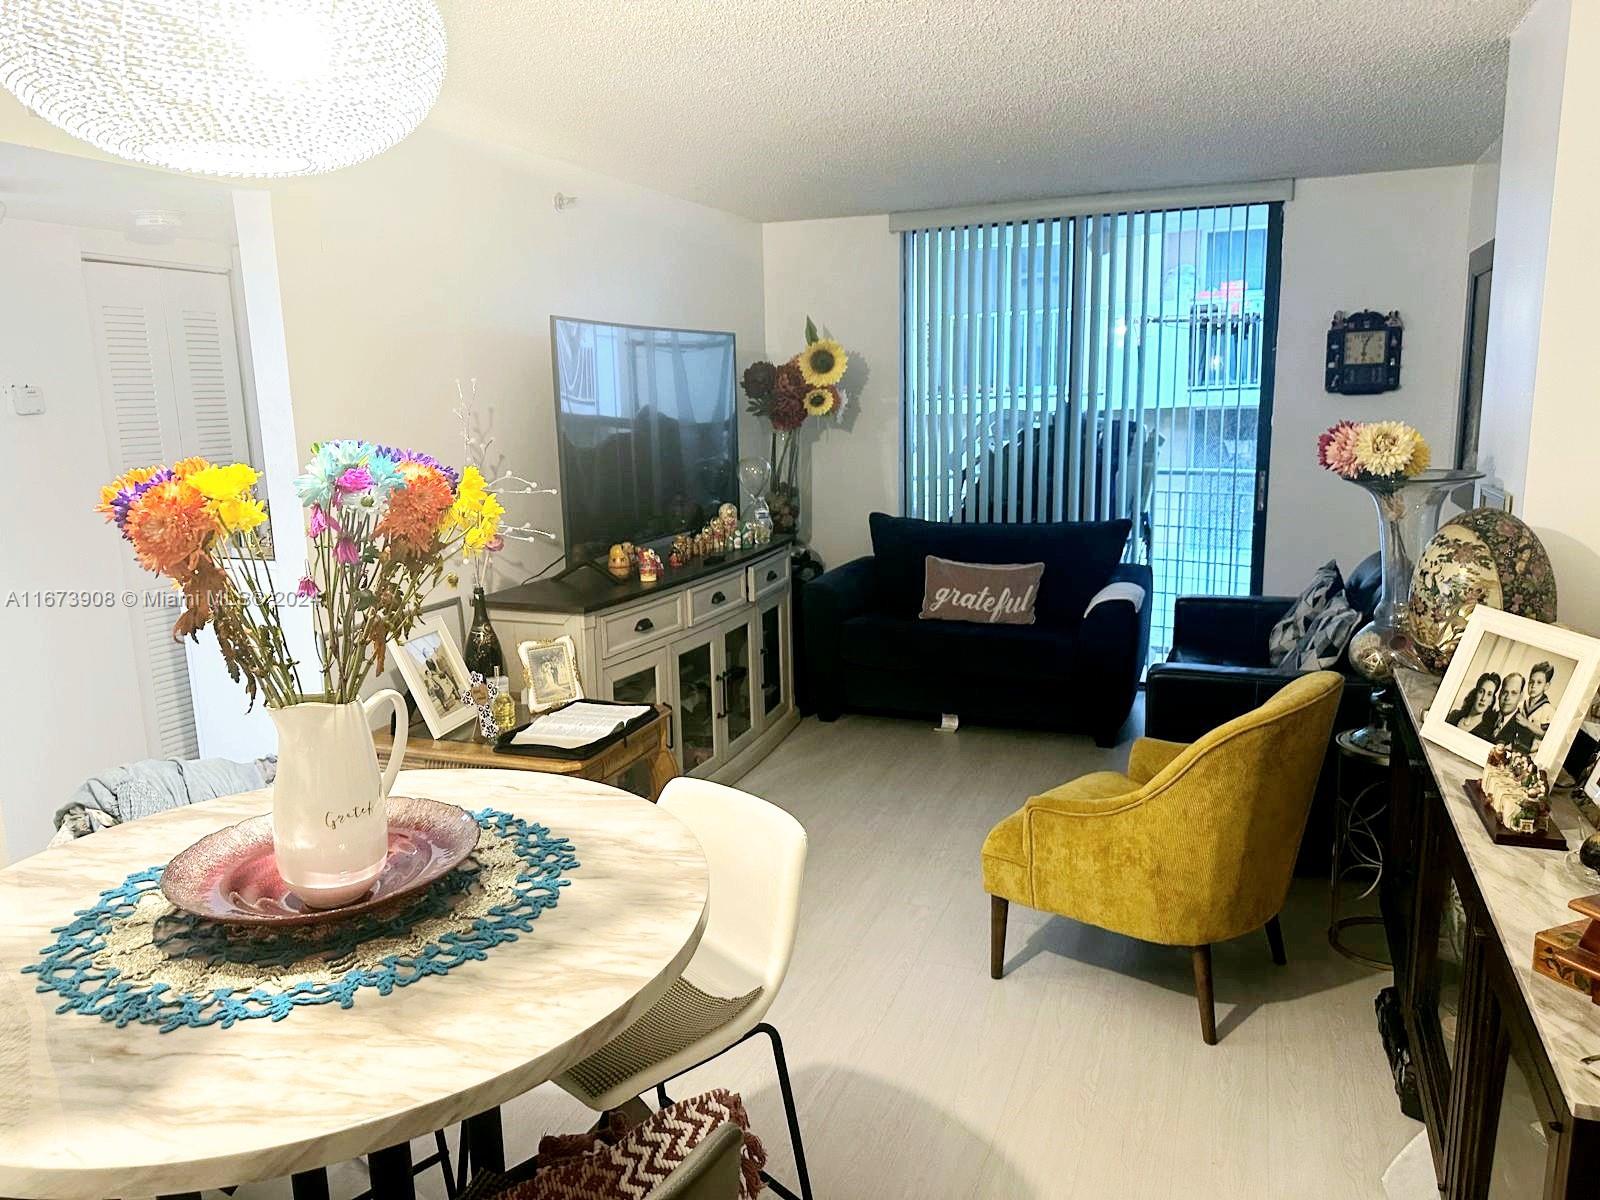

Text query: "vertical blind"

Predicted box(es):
[901, 203, 1278, 657]
[901, 205, 1274, 529]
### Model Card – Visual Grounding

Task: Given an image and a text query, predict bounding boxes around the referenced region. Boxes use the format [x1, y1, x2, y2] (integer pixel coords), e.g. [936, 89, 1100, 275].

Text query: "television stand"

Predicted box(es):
[485, 537, 798, 790]
[545, 557, 628, 586]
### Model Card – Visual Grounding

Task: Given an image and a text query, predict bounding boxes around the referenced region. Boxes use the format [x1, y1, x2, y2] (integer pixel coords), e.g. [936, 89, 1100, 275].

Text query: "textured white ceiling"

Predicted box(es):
[431, 0, 1529, 222]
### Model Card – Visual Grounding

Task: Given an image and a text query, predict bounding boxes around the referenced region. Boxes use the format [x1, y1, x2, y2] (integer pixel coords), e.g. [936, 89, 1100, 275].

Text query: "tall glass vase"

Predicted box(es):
[1347, 470, 1483, 682]
[1345, 468, 1481, 752]
[768, 429, 801, 536]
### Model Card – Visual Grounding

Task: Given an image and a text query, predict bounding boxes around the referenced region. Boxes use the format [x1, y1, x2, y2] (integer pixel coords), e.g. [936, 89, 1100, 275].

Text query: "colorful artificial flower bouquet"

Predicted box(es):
[740, 316, 854, 532]
[1316, 419, 1431, 490]
[99, 442, 501, 708]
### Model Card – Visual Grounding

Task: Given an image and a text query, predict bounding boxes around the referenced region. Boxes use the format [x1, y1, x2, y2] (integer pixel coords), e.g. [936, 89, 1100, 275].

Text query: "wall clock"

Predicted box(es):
[1326, 310, 1403, 394]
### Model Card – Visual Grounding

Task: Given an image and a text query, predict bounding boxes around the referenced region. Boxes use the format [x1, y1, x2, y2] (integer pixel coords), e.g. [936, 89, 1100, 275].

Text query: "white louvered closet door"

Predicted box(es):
[84, 261, 254, 761]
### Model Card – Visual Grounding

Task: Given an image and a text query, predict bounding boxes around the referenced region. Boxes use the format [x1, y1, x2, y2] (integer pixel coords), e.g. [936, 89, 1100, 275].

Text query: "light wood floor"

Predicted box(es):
[239, 709, 1421, 1200]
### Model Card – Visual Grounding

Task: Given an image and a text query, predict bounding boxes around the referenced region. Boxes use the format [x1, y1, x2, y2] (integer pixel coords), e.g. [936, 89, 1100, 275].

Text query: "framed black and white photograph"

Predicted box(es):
[518, 635, 583, 713]
[389, 616, 475, 738]
[1423, 607, 1600, 774]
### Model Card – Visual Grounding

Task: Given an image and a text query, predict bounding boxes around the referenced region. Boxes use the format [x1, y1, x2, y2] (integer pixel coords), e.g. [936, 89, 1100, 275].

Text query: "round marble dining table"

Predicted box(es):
[0, 770, 709, 1200]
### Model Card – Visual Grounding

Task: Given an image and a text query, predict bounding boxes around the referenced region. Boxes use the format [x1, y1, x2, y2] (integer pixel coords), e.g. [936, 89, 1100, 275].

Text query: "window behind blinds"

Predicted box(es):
[901, 202, 1281, 659]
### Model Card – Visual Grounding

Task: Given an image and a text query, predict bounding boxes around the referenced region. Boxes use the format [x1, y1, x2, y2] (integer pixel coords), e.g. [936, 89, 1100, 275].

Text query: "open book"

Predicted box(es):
[509, 701, 653, 751]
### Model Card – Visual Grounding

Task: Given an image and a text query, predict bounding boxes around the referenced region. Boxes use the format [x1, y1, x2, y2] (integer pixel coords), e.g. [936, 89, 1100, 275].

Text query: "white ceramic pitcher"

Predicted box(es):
[268, 690, 408, 908]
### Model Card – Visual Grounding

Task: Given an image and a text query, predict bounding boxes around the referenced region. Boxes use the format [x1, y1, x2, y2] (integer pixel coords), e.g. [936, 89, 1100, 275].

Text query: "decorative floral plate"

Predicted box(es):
[160, 795, 480, 926]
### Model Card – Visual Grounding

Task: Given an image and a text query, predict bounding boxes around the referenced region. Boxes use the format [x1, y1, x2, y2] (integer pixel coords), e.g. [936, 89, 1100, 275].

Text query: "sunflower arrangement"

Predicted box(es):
[100, 442, 500, 708]
[1317, 419, 1431, 489]
[741, 317, 856, 532]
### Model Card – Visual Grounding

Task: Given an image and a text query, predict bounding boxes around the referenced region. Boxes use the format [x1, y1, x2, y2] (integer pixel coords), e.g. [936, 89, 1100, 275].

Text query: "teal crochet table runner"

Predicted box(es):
[23, 808, 578, 1032]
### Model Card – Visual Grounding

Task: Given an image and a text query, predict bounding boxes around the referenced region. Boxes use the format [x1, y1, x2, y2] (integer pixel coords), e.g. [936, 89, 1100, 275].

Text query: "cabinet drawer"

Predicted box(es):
[747, 555, 788, 602]
[688, 576, 742, 626]
[600, 594, 683, 659]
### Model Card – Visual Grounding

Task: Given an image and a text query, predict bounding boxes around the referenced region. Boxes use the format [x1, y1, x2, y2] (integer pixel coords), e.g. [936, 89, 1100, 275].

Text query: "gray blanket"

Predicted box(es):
[54, 756, 277, 843]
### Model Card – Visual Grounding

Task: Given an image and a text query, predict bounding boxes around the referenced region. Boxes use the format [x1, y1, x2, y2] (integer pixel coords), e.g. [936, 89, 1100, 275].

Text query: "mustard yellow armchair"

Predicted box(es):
[982, 670, 1343, 1044]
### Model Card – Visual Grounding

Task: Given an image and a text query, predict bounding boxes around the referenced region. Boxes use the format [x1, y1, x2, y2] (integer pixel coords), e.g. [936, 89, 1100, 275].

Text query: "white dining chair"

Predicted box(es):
[554, 778, 811, 1200]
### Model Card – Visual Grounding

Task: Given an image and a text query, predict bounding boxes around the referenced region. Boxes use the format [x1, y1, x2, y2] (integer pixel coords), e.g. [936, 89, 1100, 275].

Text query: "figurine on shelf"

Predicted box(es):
[607, 543, 630, 577]
[638, 548, 662, 583]
[1468, 742, 1563, 848]
[672, 532, 691, 561]
[1483, 743, 1551, 833]
[621, 541, 636, 565]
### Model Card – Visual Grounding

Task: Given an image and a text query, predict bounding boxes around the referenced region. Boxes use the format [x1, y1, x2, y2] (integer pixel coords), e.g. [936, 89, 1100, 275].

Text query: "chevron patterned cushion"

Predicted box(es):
[461, 1089, 767, 1200]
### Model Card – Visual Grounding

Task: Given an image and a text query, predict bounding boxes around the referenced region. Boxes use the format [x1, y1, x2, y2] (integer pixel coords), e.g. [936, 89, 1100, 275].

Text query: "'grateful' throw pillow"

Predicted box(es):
[1267, 560, 1345, 666]
[920, 557, 1043, 625]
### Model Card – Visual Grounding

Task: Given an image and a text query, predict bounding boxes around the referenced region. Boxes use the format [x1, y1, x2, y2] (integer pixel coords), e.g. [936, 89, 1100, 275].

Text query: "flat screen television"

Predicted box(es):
[551, 316, 738, 565]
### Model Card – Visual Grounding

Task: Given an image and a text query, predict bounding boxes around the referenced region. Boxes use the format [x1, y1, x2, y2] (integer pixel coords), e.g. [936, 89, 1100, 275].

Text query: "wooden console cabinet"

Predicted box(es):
[1384, 669, 1600, 1198]
[485, 543, 798, 784]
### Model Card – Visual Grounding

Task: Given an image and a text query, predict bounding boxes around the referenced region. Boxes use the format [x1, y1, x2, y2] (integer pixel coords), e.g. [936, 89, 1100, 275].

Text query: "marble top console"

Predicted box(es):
[1395, 668, 1600, 1120]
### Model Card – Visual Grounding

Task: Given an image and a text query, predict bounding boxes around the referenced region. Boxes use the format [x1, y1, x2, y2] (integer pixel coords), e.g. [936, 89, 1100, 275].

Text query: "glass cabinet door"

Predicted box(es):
[601, 646, 667, 707]
[758, 595, 789, 721]
[676, 636, 717, 772]
[722, 617, 754, 749]
[598, 647, 668, 797]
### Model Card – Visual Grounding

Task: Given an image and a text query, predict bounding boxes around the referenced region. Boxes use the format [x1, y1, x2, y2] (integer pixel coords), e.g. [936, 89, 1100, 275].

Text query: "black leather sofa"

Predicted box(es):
[1144, 552, 1381, 872]
[803, 513, 1152, 745]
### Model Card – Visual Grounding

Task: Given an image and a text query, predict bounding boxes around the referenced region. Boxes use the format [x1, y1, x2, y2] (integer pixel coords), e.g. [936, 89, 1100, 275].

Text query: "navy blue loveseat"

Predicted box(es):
[803, 514, 1151, 745]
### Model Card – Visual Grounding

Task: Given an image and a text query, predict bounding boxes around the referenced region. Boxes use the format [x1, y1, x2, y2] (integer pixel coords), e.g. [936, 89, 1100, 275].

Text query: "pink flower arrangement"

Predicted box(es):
[1317, 420, 1362, 478]
[1317, 419, 1430, 488]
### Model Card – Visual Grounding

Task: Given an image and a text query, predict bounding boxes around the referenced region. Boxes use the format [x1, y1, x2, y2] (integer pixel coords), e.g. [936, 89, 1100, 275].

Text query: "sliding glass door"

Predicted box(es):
[901, 202, 1281, 660]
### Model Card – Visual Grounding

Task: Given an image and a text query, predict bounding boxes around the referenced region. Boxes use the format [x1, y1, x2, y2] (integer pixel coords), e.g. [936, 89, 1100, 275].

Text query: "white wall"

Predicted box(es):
[1477, 0, 1571, 504]
[1263, 166, 1474, 591]
[0, 113, 766, 856]
[264, 126, 765, 589]
[761, 215, 900, 568]
[1502, 0, 1600, 634]
[1467, 144, 1501, 251]
[765, 167, 1477, 590]
[0, 218, 161, 857]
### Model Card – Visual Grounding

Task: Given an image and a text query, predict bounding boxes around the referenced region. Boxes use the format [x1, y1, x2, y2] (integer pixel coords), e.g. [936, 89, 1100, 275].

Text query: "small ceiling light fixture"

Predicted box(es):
[0, 1, 447, 178]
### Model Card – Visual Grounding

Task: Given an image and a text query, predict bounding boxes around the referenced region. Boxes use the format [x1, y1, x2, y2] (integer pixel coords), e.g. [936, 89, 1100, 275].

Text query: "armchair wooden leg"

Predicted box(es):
[1265, 915, 1287, 966]
[1191, 945, 1217, 1046]
[989, 896, 1008, 980]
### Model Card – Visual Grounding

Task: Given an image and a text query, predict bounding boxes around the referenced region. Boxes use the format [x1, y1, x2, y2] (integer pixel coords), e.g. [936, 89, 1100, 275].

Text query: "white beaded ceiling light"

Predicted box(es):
[0, 1, 447, 177]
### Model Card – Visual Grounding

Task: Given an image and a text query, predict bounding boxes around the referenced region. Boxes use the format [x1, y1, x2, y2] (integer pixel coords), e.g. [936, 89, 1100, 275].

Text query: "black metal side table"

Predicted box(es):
[1329, 727, 1392, 968]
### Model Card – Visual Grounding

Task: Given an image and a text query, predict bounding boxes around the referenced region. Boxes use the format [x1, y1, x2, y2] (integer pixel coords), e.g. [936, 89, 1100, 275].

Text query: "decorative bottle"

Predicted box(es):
[489, 675, 517, 733]
[464, 586, 505, 678]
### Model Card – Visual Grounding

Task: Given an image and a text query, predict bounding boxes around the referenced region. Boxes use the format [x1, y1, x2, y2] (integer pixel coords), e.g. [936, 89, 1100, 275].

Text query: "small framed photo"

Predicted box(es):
[1583, 751, 1600, 814]
[420, 593, 466, 646]
[518, 635, 583, 713]
[1474, 479, 1513, 514]
[1423, 607, 1600, 774]
[389, 617, 476, 738]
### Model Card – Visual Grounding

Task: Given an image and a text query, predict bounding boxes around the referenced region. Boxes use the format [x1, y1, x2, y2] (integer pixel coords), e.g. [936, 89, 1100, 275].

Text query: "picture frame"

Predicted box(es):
[1474, 478, 1513, 515]
[518, 635, 583, 713]
[1422, 607, 1600, 775]
[1584, 751, 1600, 813]
[389, 616, 476, 738]
[420, 593, 466, 647]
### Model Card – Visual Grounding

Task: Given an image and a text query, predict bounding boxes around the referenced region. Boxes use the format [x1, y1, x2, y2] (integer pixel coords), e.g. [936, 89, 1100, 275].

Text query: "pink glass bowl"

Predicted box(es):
[160, 796, 481, 927]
